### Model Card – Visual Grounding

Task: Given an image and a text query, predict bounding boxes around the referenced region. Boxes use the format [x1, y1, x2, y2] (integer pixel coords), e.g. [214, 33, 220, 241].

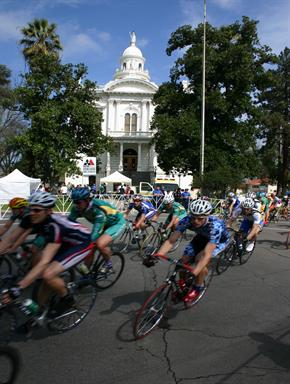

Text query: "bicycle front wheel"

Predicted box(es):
[216, 243, 234, 275]
[134, 284, 171, 339]
[0, 345, 21, 384]
[112, 228, 132, 253]
[92, 252, 125, 289]
[239, 242, 255, 265]
[48, 279, 97, 333]
[139, 232, 162, 261]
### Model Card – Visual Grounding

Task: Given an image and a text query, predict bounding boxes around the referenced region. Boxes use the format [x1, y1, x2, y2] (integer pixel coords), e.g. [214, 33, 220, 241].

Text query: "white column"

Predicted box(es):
[118, 142, 123, 171]
[106, 152, 111, 175]
[107, 100, 114, 132]
[141, 101, 147, 131]
[137, 143, 142, 171]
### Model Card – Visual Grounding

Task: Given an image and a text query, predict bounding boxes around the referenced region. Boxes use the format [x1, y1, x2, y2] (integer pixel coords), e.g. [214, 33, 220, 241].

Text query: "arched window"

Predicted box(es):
[124, 113, 130, 133]
[131, 113, 137, 132]
[138, 63, 142, 70]
[123, 63, 126, 70]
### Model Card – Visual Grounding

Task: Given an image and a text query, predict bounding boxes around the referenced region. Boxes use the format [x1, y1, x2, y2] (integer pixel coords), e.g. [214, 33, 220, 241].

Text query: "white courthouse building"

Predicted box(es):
[66, 32, 191, 189]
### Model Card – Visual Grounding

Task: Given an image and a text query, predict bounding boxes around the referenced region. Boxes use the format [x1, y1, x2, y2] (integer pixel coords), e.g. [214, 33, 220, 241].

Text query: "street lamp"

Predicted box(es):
[200, 0, 206, 179]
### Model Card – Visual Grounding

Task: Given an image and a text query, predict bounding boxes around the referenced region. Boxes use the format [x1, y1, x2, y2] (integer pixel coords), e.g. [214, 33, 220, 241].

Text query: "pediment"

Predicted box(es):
[104, 79, 158, 94]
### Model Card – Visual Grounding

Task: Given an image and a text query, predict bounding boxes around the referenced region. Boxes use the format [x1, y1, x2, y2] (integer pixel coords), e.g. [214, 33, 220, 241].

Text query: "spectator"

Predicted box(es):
[153, 186, 163, 208]
[181, 188, 191, 210]
[174, 188, 182, 203]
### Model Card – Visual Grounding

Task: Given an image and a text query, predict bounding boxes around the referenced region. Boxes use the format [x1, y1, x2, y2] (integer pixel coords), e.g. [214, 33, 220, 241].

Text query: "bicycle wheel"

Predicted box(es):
[112, 228, 132, 252]
[0, 346, 21, 384]
[216, 243, 234, 275]
[169, 235, 182, 253]
[48, 279, 97, 333]
[139, 232, 162, 261]
[134, 283, 171, 339]
[239, 242, 255, 265]
[0, 257, 12, 287]
[92, 252, 125, 290]
[0, 309, 16, 345]
[184, 262, 215, 308]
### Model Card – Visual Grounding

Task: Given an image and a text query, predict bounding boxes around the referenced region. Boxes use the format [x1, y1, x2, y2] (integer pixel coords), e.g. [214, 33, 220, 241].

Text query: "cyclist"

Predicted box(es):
[156, 194, 187, 234]
[226, 192, 241, 228]
[239, 197, 263, 252]
[246, 192, 262, 213]
[68, 187, 126, 271]
[1, 191, 93, 315]
[153, 199, 231, 303]
[124, 194, 157, 234]
[259, 192, 270, 225]
[0, 198, 28, 238]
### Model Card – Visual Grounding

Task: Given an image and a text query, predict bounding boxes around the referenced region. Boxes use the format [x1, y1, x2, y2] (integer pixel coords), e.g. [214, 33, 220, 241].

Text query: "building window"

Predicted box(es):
[124, 113, 130, 133]
[138, 63, 142, 70]
[123, 63, 126, 70]
[123, 148, 137, 171]
[131, 113, 137, 132]
[124, 113, 138, 133]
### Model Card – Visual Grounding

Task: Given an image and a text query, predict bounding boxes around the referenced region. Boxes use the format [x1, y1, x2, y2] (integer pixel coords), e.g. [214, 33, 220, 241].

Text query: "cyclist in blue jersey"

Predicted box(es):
[68, 188, 126, 272]
[226, 192, 241, 228]
[239, 198, 263, 252]
[124, 194, 157, 231]
[154, 199, 231, 303]
[1, 192, 93, 315]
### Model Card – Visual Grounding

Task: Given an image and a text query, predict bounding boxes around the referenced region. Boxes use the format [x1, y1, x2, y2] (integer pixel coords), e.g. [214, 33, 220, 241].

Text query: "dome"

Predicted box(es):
[122, 45, 143, 58]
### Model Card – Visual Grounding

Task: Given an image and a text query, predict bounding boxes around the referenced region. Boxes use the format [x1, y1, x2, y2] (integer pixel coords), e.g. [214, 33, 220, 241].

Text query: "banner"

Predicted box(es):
[82, 157, 96, 176]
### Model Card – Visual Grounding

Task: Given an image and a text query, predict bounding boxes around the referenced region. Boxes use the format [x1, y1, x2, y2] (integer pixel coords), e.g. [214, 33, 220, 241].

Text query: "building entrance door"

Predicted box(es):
[123, 149, 137, 171]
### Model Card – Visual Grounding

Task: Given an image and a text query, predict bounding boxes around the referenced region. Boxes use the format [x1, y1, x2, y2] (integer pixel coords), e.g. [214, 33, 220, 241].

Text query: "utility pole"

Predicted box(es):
[200, 0, 206, 179]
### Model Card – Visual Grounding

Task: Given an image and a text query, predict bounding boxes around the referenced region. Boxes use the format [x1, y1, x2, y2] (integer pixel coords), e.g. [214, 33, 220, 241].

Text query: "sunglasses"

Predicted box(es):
[191, 216, 206, 221]
[74, 200, 84, 205]
[30, 208, 46, 213]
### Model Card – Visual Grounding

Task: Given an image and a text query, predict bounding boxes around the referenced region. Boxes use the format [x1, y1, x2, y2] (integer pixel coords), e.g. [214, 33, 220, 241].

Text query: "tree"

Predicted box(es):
[151, 17, 275, 193]
[16, 54, 112, 187]
[20, 19, 62, 63]
[258, 47, 290, 195]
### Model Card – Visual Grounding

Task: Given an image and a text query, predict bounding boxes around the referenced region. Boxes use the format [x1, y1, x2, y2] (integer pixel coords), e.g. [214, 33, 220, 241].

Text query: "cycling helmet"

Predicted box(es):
[228, 192, 235, 198]
[133, 194, 143, 201]
[242, 198, 254, 209]
[9, 197, 28, 209]
[246, 192, 256, 199]
[29, 191, 56, 208]
[71, 188, 90, 201]
[163, 194, 175, 204]
[189, 199, 212, 216]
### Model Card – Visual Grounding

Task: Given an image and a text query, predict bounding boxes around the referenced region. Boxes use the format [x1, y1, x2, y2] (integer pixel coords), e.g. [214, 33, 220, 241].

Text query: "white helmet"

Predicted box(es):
[228, 192, 235, 198]
[242, 198, 254, 209]
[189, 199, 212, 216]
[246, 192, 256, 199]
[163, 194, 175, 204]
[29, 191, 56, 208]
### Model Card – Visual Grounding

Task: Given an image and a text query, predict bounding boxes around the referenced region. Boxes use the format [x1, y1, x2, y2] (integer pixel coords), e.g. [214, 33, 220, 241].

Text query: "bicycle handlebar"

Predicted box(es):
[152, 253, 196, 275]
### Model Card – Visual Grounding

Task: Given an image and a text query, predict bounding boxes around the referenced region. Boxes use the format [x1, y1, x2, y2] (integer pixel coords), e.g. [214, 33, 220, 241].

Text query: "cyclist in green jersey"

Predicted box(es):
[156, 194, 188, 233]
[68, 188, 126, 271]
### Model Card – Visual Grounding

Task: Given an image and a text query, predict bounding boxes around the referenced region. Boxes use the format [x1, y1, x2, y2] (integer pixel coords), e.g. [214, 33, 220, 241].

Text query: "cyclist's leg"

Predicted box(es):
[97, 217, 126, 262]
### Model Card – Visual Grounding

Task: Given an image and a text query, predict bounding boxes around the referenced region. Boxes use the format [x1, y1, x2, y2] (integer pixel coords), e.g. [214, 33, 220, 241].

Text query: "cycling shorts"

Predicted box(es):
[103, 216, 126, 240]
[183, 234, 231, 260]
[54, 241, 92, 270]
[240, 218, 263, 234]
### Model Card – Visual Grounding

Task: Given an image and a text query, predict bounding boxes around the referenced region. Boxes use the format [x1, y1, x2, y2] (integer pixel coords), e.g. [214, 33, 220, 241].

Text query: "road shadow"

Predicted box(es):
[257, 239, 287, 250]
[249, 331, 290, 371]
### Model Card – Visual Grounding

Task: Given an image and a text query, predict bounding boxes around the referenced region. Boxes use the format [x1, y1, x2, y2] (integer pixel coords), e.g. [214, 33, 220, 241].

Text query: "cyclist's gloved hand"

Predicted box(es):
[142, 256, 156, 268]
[8, 286, 22, 300]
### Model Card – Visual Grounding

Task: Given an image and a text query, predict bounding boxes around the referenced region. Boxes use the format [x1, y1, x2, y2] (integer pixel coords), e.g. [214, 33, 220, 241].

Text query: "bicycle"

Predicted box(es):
[229, 229, 256, 265]
[0, 272, 97, 344]
[0, 345, 21, 384]
[134, 253, 215, 339]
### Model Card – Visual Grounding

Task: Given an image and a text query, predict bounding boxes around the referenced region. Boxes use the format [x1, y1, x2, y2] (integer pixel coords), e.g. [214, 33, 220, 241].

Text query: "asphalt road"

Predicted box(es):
[5, 219, 290, 384]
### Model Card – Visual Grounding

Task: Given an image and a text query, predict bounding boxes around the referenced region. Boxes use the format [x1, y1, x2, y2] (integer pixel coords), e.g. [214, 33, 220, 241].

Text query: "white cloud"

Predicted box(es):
[63, 33, 102, 57]
[0, 10, 31, 41]
[138, 37, 149, 48]
[211, 0, 242, 10]
[97, 31, 111, 42]
[179, 0, 203, 26]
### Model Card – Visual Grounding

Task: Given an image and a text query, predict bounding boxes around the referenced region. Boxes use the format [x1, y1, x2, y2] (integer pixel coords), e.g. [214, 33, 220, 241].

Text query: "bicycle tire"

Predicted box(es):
[92, 252, 125, 289]
[216, 243, 234, 275]
[112, 228, 132, 253]
[239, 242, 255, 265]
[0, 345, 21, 384]
[139, 232, 162, 261]
[134, 283, 171, 339]
[184, 262, 215, 308]
[48, 279, 97, 333]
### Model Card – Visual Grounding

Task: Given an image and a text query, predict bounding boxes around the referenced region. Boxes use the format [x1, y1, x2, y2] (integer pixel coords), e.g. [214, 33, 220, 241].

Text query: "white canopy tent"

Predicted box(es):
[0, 169, 41, 203]
[100, 171, 132, 185]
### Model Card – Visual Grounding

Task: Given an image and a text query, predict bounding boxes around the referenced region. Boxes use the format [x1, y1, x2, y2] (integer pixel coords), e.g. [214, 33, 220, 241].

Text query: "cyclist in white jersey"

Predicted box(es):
[239, 198, 263, 252]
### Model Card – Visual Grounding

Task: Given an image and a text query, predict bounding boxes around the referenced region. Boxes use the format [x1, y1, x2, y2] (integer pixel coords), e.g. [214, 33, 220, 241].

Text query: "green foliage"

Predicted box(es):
[16, 54, 112, 185]
[152, 17, 275, 192]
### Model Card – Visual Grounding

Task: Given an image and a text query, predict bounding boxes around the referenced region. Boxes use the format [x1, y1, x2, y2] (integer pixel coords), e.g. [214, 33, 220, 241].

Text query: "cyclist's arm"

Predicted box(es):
[6, 228, 32, 253]
[0, 226, 28, 254]
[165, 215, 178, 231]
[0, 220, 13, 237]
[18, 243, 61, 289]
[158, 230, 182, 254]
[192, 242, 215, 276]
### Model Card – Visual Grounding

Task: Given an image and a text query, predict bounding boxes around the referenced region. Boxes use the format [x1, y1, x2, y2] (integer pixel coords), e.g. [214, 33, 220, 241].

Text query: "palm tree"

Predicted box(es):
[19, 19, 62, 62]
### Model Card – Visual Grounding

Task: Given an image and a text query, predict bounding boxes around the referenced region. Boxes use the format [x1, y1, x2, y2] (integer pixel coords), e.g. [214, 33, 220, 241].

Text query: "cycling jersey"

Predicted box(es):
[227, 197, 241, 209]
[68, 199, 125, 241]
[240, 209, 264, 233]
[176, 215, 231, 258]
[158, 202, 187, 221]
[127, 201, 157, 220]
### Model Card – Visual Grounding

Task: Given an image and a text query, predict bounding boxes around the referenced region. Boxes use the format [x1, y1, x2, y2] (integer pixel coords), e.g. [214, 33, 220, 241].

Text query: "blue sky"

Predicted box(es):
[1, 0, 289, 86]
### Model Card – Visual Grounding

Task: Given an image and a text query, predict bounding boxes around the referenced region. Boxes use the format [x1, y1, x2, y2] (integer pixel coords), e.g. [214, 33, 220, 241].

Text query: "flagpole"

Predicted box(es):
[200, 0, 206, 179]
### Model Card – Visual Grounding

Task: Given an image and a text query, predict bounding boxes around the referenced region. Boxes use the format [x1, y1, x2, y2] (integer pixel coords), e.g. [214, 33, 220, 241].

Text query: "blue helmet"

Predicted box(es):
[71, 188, 90, 201]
